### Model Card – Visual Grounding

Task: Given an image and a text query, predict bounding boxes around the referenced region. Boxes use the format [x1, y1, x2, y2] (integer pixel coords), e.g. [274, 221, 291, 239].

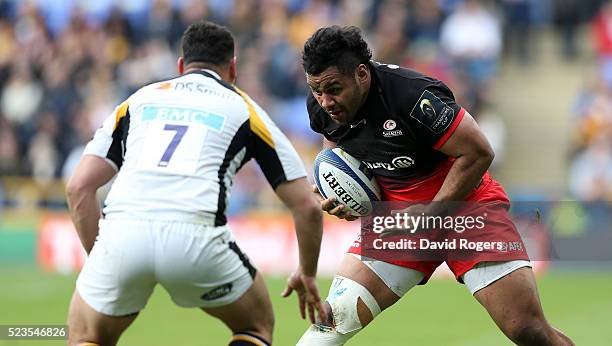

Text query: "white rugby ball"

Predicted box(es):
[314, 148, 381, 217]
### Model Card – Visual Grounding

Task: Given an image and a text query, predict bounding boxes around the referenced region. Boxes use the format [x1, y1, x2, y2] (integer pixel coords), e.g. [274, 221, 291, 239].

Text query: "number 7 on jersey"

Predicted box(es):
[158, 124, 188, 167]
[137, 121, 208, 175]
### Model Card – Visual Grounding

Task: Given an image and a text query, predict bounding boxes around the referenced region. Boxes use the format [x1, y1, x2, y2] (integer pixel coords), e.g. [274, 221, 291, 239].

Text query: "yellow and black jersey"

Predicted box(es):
[85, 69, 306, 226]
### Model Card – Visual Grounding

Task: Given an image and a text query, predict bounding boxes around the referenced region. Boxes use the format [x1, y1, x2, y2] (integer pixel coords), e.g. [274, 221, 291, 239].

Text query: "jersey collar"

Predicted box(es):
[201, 69, 222, 80]
[186, 68, 223, 81]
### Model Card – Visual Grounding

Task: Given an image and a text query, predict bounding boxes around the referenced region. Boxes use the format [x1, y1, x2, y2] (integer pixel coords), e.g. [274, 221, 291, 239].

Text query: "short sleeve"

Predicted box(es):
[83, 99, 130, 170]
[406, 84, 465, 149]
[239, 92, 307, 189]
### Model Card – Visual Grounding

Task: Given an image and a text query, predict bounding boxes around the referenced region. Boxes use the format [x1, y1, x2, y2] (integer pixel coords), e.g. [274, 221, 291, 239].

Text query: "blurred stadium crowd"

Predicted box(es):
[571, 0, 612, 201]
[0, 0, 610, 213]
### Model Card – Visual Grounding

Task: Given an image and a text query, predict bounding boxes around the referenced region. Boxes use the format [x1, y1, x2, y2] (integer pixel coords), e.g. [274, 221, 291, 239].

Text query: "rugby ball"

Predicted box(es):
[314, 148, 381, 217]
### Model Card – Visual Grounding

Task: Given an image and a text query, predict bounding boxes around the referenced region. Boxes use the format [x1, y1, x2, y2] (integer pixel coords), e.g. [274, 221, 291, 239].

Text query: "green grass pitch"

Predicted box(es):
[1, 265, 611, 345]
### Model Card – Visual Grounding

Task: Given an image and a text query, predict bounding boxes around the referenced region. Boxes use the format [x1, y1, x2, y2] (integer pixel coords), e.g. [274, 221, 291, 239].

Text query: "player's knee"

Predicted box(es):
[507, 322, 552, 345]
[77, 343, 100, 346]
[229, 331, 270, 346]
[327, 276, 381, 334]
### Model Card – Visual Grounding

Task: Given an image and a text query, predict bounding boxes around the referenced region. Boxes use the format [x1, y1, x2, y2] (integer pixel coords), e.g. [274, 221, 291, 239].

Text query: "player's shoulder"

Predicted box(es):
[125, 76, 183, 105]
[371, 61, 445, 94]
[238, 88, 269, 120]
[371, 61, 454, 114]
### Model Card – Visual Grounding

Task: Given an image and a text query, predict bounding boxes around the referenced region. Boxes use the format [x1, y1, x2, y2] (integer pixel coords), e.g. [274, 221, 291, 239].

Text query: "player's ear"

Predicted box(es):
[177, 56, 184, 74]
[229, 56, 237, 84]
[356, 64, 369, 86]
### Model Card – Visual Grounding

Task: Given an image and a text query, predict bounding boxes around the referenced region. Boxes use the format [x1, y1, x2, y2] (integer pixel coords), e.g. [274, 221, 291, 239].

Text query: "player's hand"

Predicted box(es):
[311, 184, 359, 221]
[380, 203, 430, 238]
[281, 270, 327, 324]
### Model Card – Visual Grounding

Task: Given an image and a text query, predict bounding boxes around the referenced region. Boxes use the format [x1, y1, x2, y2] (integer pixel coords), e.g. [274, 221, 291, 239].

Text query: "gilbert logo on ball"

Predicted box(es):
[314, 148, 381, 217]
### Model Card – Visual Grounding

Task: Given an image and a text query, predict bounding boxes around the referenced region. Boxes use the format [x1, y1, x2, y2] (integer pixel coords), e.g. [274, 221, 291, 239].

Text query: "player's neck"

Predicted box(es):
[183, 63, 230, 83]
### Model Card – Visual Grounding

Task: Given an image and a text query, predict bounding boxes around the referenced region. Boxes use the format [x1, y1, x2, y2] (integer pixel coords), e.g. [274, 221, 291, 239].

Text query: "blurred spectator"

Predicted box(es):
[501, 0, 535, 65]
[572, 73, 612, 152]
[440, 0, 502, 110]
[568, 133, 612, 201]
[225, 0, 259, 46]
[145, 0, 182, 45]
[116, 0, 151, 30]
[42, 59, 72, 115]
[337, 0, 371, 29]
[1, 61, 43, 126]
[592, 0, 612, 87]
[552, 0, 584, 60]
[287, 0, 334, 49]
[437, 0, 464, 14]
[116, 37, 176, 90]
[405, 0, 443, 54]
[474, 106, 507, 172]
[27, 111, 59, 185]
[0, 18, 16, 83]
[260, 1, 302, 99]
[401, 0, 449, 90]
[370, 0, 408, 63]
[103, 8, 132, 62]
[0, 114, 19, 174]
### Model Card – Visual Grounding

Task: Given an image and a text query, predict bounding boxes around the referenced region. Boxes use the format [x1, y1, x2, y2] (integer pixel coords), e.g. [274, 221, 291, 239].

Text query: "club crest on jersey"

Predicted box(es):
[383, 119, 396, 130]
[382, 119, 403, 137]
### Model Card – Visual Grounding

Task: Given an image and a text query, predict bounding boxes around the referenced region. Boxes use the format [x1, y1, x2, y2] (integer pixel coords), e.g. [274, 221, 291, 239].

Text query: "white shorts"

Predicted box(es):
[77, 219, 256, 316]
[353, 254, 531, 296]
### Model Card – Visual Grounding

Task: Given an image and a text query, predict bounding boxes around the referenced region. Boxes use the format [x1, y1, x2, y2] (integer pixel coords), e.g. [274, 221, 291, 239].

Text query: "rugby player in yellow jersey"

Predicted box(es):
[65, 20, 326, 346]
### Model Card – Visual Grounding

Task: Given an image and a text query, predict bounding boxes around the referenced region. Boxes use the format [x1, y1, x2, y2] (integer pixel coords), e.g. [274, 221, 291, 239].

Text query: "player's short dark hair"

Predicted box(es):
[302, 25, 372, 76]
[181, 20, 234, 66]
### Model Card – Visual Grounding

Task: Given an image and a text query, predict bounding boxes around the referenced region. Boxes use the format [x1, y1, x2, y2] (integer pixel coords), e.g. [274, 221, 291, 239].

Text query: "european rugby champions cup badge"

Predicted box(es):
[382, 119, 403, 137]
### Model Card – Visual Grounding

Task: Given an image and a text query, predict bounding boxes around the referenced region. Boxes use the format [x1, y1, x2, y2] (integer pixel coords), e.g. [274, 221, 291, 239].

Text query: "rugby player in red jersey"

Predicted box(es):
[296, 25, 574, 346]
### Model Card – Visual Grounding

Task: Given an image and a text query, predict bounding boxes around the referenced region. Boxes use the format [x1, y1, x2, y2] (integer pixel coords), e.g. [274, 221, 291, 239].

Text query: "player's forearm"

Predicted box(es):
[432, 153, 493, 209]
[275, 178, 323, 276]
[66, 188, 101, 254]
[292, 206, 323, 277]
[65, 156, 116, 253]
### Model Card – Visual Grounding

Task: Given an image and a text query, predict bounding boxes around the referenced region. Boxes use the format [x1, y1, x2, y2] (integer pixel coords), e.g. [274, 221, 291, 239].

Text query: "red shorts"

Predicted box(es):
[349, 169, 530, 284]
